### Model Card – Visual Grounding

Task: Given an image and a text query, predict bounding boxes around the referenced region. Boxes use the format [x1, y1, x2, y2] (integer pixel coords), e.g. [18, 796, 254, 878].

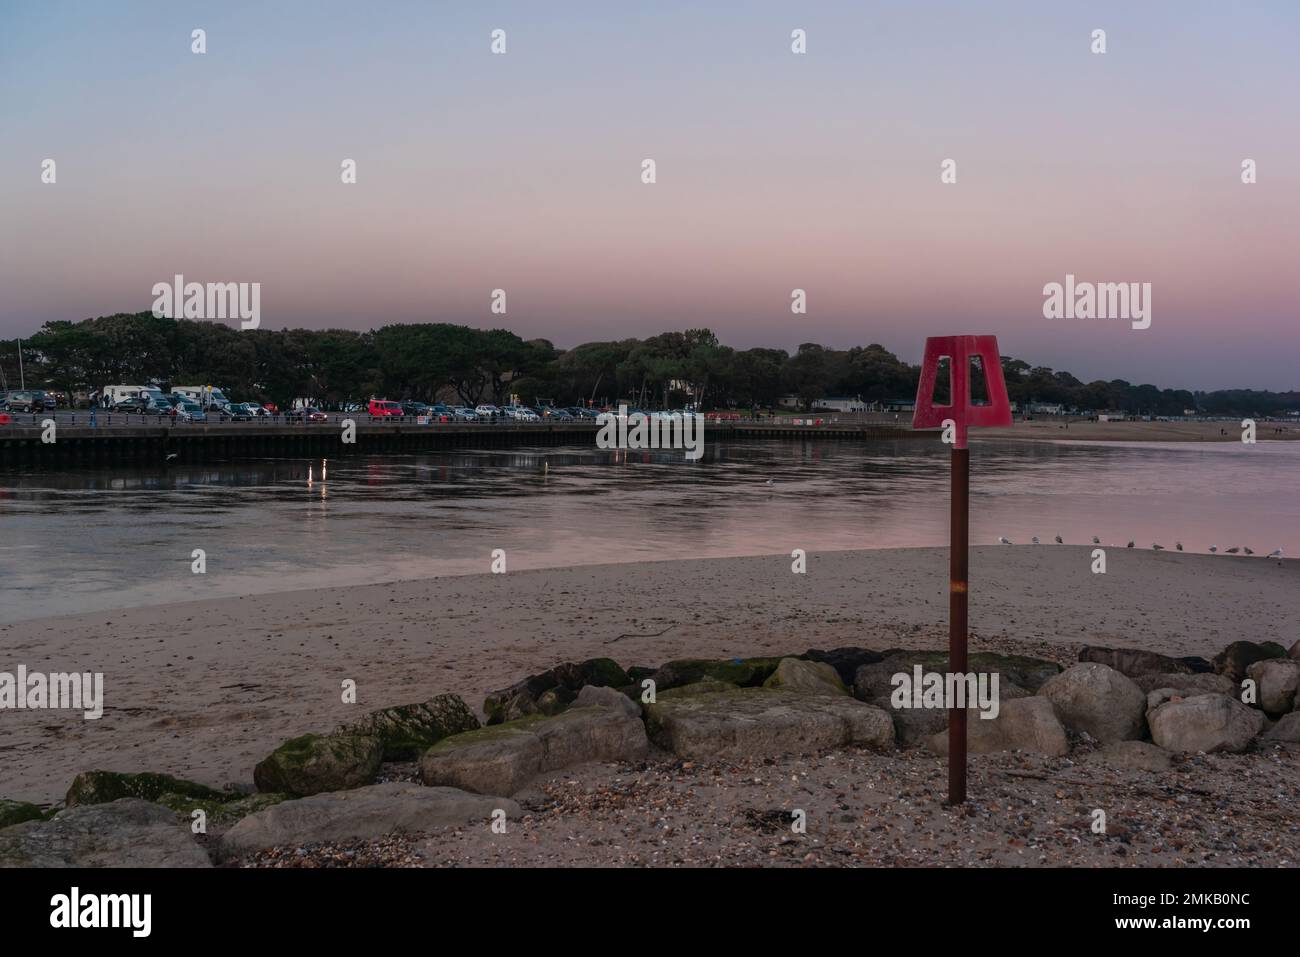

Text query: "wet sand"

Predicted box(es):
[2, 545, 1295, 806]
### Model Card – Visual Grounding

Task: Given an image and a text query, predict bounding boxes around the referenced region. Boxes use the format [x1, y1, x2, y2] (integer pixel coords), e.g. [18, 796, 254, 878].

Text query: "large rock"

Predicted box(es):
[65, 770, 236, 808]
[1086, 740, 1172, 771]
[482, 658, 629, 724]
[1038, 663, 1146, 743]
[335, 694, 480, 760]
[253, 734, 383, 797]
[1213, 641, 1288, 684]
[644, 687, 894, 759]
[220, 783, 519, 858]
[1147, 694, 1264, 753]
[871, 696, 948, 748]
[800, 647, 885, 686]
[926, 697, 1069, 757]
[0, 799, 211, 868]
[420, 706, 647, 796]
[574, 683, 641, 718]
[1077, 646, 1192, 676]
[762, 658, 848, 696]
[1245, 659, 1300, 717]
[1261, 712, 1300, 744]
[648, 657, 782, 693]
[1131, 672, 1235, 696]
[0, 800, 45, 829]
[854, 651, 1060, 702]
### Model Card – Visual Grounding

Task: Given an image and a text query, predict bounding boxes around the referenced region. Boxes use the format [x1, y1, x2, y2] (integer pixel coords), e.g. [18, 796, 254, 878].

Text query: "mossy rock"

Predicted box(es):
[626, 666, 657, 683]
[650, 657, 783, 691]
[762, 657, 849, 695]
[155, 791, 288, 826]
[252, 733, 383, 797]
[335, 694, 480, 760]
[483, 658, 630, 724]
[65, 770, 237, 808]
[0, 799, 47, 829]
[878, 649, 1062, 692]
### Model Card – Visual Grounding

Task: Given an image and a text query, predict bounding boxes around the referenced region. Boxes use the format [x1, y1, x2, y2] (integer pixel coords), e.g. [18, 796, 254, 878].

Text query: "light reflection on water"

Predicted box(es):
[0, 439, 1295, 621]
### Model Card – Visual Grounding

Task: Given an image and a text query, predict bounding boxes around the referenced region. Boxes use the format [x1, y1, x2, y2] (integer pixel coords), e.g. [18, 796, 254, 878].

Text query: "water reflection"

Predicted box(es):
[0, 440, 1296, 621]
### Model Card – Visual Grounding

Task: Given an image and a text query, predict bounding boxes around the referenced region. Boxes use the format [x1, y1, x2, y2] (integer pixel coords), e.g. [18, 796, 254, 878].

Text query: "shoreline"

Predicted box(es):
[2, 545, 1296, 805]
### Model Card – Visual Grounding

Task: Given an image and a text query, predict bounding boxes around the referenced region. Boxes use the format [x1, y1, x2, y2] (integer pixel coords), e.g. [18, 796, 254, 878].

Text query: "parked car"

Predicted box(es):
[368, 399, 403, 417]
[112, 396, 153, 414]
[4, 391, 44, 413]
[402, 401, 430, 417]
[262, 402, 280, 414]
[225, 403, 256, 421]
[475, 404, 503, 420]
[174, 401, 207, 423]
[449, 407, 478, 421]
[288, 407, 328, 423]
[512, 407, 540, 421]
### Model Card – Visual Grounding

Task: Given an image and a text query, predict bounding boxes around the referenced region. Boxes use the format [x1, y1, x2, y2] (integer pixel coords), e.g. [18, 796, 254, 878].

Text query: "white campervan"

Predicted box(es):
[100, 385, 170, 409]
[172, 385, 231, 411]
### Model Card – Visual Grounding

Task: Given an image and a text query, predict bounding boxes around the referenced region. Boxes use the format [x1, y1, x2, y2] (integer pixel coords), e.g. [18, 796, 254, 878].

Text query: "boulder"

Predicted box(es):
[1261, 712, 1300, 744]
[1148, 694, 1265, 753]
[644, 687, 894, 759]
[1086, 740, 1172, 771]
[648, 657, 782, 693]
[1146, 687, 1182, 713]
[762, 658, 848, 696]
[1212, 641, 1288, 684]
[0, 799, 211, 868]
[1078, 646, 1191, 677]
[871, 696, 948, 748]
[926, 697, 1069, 757]
[220, 783, 519, 858]
[574, 683, 641, 718]
[65, 770, 236, 808]
[253, 733, 383, 797]
[420, 706, 647, 796]
[1131, 672, 1235, 696]
[335, 693, 480, 760]
[0, 800, 46, 829]
[1245, 659, 1300, 717]
[1289, 639, 1300, 662]
[482, 658, 629, 724]
[1038, 663, 1146, 743]
[800, 647, 885, 686]
[854, 651, 1059, 702]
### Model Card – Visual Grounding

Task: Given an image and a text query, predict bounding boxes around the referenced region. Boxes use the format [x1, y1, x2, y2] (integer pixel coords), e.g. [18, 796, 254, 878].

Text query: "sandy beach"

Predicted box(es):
[2, 545, 1296, 807]
[976, 419, 1300, 443]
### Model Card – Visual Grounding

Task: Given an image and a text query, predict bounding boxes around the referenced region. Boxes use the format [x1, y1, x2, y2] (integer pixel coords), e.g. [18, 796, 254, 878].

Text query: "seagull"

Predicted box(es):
[1054, 535, 1063, 544]
[998, 536, 1013, 545]
[1126, 541, 1135, 548]
[1226, 547, 1240, 554]
[165, 452, 178, 462]
[1210, 545, 1217, 553]
[1032, 536, 1041, 545]
[1267, 548, 1283, 559]
[1092, 536, 1100, 545]
[1152, 543, 1164, 550]
[1176, 542, 1183, 551]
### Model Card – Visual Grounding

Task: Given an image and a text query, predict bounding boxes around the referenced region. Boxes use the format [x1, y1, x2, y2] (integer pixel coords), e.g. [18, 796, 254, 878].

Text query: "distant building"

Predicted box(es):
[812, 395, 868, 413]
[884, 399, 915, 412]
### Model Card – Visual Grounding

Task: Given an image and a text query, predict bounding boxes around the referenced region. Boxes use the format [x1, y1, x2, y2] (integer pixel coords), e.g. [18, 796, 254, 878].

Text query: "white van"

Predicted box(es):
[100, 385, 170, 409]
[172, 385, 231, 410]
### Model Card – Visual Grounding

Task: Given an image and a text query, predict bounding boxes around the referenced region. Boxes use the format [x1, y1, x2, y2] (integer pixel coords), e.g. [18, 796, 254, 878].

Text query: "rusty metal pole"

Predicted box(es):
[948, 445, 969, 805]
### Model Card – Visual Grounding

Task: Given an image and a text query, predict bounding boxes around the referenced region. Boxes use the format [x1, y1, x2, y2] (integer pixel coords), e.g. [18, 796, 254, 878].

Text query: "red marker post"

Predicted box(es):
[912, 336, 1012, 804]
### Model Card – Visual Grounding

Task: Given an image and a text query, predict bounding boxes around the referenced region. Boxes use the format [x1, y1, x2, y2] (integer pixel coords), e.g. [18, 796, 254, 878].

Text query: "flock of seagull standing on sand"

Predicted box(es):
[996, 536, 1283, 559]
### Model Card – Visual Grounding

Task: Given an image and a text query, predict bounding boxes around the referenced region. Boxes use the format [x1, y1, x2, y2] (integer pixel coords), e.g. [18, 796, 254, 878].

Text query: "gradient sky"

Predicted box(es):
[1, 1, 1297, 389]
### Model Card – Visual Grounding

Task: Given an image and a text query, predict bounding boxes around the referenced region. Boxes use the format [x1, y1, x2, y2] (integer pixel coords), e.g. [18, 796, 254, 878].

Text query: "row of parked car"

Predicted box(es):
[0, 389, 62, 413]
[361, 400, 604, 422]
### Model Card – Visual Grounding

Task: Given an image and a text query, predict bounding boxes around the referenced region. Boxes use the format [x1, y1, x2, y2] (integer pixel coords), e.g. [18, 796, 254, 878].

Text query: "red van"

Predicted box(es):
[368, 399, 403, 416]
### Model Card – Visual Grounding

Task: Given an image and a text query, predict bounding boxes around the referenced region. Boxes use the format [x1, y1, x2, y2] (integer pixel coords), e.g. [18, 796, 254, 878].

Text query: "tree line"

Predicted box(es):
[0, 312, 1295, 417]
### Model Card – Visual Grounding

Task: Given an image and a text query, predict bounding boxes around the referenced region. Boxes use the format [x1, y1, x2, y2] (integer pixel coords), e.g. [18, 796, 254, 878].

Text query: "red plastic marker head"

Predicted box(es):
[912, 335, 1012, 449]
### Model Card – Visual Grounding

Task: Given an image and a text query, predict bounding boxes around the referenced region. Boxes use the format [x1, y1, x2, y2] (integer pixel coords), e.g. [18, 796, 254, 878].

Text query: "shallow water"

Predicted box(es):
[0, 438, 1296, 621]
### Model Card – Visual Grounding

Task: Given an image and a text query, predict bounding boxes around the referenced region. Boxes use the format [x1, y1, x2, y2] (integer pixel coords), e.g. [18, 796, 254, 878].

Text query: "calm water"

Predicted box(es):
[1, 439, 1296, 622]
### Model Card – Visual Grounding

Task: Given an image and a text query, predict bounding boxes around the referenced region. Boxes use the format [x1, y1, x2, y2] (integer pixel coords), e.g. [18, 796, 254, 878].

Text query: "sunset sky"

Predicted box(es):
[1, 1, 1297, 390]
